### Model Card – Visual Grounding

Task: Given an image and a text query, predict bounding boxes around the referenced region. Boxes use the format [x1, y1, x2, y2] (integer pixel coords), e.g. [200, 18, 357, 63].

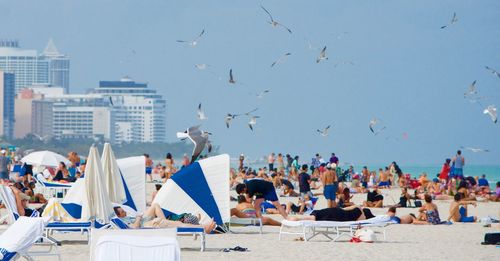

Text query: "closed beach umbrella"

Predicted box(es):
[20, 150, 70, 167]
[101, 143, 126, 204]
[81, 146, 113, 224]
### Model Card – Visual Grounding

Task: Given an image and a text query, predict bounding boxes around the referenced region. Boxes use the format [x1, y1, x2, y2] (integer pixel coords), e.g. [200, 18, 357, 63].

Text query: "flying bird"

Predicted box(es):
[485, 66, 500, 78]
[369, 118, 386, 135]
[195, 64, 210, 70]
[229, 69, 236, 84]
[483, 105, 497, 123]
[464, 80, 477, 98]
[271, 52, 291, 67]
[248, 116, 260, 131]
[317, 125, 331, 137]
[460, 146, 490, 153]
[225, 113, 238, 128]
[176, 29, 205, 46]
[176, 125, 212, 163]
[197, 103, 207, 120]
[440, 12, 458, 29]
[256, 90, 270, 98]
[260, 5, 292, 33]
[316, 46, 328, 63]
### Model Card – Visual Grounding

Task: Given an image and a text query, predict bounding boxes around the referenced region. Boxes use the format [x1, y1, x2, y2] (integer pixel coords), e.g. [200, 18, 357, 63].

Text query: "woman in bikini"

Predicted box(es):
[230, 195, 281, 226]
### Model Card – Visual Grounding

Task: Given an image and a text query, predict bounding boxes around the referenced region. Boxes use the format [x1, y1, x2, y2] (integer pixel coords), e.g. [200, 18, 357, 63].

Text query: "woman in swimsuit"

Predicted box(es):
[230, 195, 281, 226]
[416, 194, 441, 225]
[164, 153, 176, 179]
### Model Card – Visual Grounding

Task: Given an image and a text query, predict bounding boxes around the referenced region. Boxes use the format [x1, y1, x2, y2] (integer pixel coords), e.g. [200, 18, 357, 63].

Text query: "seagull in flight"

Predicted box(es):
[464, 80, 477, 98]
[176, 29, 205, 46]
[256, 90, 270, 98]
[316, 46, 328, 63]
[369, 118, 386, 135]
[260, 5, 292, 33]
[483, 105, 497, 123]
[441, 12, 458, 29]
[197, 103, 208, 120]
[271, 52, 291, 67]
[195, 64, 210, 70]
[176, 125, 212, 163]
[317, 125, 331, 137]
[485, 66, 500, 79]
[460, 146, 490, 153]
[248, 116, 260, 131]
[229, 69, 236, 84]
[225, 114, 237, 128]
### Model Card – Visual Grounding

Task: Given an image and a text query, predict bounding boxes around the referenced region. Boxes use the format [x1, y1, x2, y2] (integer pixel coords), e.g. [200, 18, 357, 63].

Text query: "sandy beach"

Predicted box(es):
[2, 183, 498, 261]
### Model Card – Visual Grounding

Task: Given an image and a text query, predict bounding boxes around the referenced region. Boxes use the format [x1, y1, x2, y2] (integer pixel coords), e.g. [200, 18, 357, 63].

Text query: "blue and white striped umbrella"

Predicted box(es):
[153, 154, 230, 225]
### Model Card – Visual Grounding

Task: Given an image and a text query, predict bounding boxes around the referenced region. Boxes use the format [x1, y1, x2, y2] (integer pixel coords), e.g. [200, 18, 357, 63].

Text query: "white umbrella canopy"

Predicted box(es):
[80, 146, 114, 224]
[101, 143, 126, 204]
[20, 150, 71, 167]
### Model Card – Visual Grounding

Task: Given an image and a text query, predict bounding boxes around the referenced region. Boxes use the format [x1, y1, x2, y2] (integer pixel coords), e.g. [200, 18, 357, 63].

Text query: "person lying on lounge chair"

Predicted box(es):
[10, 186, 46, 217]
[230, 195, 281, 226]
[287, 205, 381, 222]
[113, 203, 216, 233]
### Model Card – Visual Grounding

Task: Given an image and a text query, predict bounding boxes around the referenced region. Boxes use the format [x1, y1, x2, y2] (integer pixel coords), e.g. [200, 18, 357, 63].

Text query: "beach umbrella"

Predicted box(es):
[116, 156, 146, 213]
[153, 154, 230, 225]
[20, 150, 70, 167]
[101, 143, 126, 204]
[80, 146, 114, 224]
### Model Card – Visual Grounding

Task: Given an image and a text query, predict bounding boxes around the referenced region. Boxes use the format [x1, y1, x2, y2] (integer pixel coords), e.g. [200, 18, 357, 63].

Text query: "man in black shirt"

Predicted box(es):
[298, 164, 312, 198]
[236, 179, 287, 218]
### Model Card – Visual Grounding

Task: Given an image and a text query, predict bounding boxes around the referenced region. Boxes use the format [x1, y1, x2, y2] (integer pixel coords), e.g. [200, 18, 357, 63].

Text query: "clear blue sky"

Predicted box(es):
[1, 0, 499, 165]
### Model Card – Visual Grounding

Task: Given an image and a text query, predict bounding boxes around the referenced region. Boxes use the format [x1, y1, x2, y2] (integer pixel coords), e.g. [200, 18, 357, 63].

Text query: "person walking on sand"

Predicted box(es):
[452, 150, 465, 179]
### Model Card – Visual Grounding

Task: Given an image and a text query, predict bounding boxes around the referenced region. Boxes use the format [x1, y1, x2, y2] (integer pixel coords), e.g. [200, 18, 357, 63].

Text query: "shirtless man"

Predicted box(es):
[378, 169, 390, 188]
[321, 164, 337, 208]
[447, 193, 477, 223]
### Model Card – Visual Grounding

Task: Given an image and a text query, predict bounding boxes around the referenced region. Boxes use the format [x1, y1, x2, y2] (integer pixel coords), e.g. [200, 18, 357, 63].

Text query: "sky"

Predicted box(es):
[1, 0, 499, 165]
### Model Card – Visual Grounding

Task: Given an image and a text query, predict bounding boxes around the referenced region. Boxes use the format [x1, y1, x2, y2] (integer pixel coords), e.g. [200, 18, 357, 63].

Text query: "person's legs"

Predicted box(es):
[374, 200, 383, 208]
[253, 198, 264, 218]
[285, 202, 293, 214]
[144, 203, 167, 219]
[261, 216, 281, 226]
[272, 200, 288, 218]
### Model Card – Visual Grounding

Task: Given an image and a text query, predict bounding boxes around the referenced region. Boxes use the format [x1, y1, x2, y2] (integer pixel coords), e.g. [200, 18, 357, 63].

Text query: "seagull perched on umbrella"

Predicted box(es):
[317, 125, 331, 137]
[485, 66, 500, 79]
[260, 5, 292, 33]
[316, 46, 328, 63]
[176, 29, 205, 46]
[177, 125, 212, 163]
[440, 12, 457, 29]
[197, 103, 207, 120]
[460, 146, 490, 153]
[483, 105, 497, 123]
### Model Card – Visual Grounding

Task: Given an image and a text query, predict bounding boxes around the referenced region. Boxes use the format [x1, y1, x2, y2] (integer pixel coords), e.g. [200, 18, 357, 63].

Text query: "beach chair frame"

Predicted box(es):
[228, 217, 263, 234]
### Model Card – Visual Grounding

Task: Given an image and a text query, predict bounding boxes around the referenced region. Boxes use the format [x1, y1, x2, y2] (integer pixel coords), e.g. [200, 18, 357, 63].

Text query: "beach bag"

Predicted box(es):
[482, 233, 500, 245]
[354, 229, 377, 243]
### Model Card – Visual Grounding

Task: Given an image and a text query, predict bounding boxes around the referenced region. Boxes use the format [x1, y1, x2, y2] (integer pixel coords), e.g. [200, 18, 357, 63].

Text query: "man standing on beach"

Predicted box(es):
[0, 149, 11, 183]
[452, 150, 465, 178]
[298, 164, 312, 198]
[321, 163, 338, 207]
[268, 153, 275, 171]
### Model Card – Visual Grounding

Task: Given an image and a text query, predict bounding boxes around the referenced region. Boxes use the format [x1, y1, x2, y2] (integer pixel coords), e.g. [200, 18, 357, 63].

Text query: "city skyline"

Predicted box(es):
[1, 0, 499, 165]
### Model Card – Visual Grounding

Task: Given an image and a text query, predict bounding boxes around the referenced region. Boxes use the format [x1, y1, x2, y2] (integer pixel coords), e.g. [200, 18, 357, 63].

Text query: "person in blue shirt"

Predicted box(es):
[477, 174, 489, 188]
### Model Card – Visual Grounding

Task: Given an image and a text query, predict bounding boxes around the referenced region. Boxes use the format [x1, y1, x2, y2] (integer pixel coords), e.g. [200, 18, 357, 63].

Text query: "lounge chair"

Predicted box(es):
[34, 174, 73, 199]
[0, 185, 92, 243]
[279, 215, 394, 242]
[90, 228, 180, 261]
[0, 216, 61, 261]
[110, 217, 206, 251]
[228, 217, 263, 234]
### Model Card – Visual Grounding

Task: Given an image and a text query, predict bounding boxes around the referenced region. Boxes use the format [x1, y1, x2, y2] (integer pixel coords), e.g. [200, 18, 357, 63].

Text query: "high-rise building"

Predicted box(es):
[14, 89, 44, 139]
[0, 71, 15, 139]
[0, 40, 49, 92]
[0, 39, 69, 93]
[39, 38, 70, 93]
[92, 77, 167, 143]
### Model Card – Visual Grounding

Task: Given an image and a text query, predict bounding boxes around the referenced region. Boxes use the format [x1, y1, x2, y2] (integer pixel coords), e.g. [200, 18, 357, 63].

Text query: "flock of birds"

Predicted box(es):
[170, 7, 498, 162]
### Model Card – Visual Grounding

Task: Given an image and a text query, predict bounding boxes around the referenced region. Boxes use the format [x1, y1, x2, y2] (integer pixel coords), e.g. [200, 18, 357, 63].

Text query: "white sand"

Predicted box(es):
[2, 184, 499, 261]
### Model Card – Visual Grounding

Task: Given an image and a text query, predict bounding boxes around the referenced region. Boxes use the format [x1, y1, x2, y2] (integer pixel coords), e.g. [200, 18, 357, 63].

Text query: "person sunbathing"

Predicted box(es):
[113, 203, 216, 233]
[416, 194, 441, 225]
[447, 193, 477, 223]
[236, 180, 287, 218]
[230, 195, 281, 226]
[287, 205, 378, 222]
[363, 187, 384, 208]
[10, 185, 45, 217]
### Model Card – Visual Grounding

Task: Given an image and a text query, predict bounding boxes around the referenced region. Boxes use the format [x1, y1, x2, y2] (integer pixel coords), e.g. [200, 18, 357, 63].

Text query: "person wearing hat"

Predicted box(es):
[0, 149, 11, 183]
[321, 163, 338, 208]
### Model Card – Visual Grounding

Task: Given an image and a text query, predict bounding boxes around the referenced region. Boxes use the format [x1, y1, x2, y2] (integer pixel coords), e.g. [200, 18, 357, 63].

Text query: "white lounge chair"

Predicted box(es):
[90, 228, 180, 261]
[228, 217, 263, 234]
[110, 217, 206, 251]
[0, 216, 61, 261]
[34, 174, 72, 199]
[279, 215, 394, 242]
[0, 185, 92, 243]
